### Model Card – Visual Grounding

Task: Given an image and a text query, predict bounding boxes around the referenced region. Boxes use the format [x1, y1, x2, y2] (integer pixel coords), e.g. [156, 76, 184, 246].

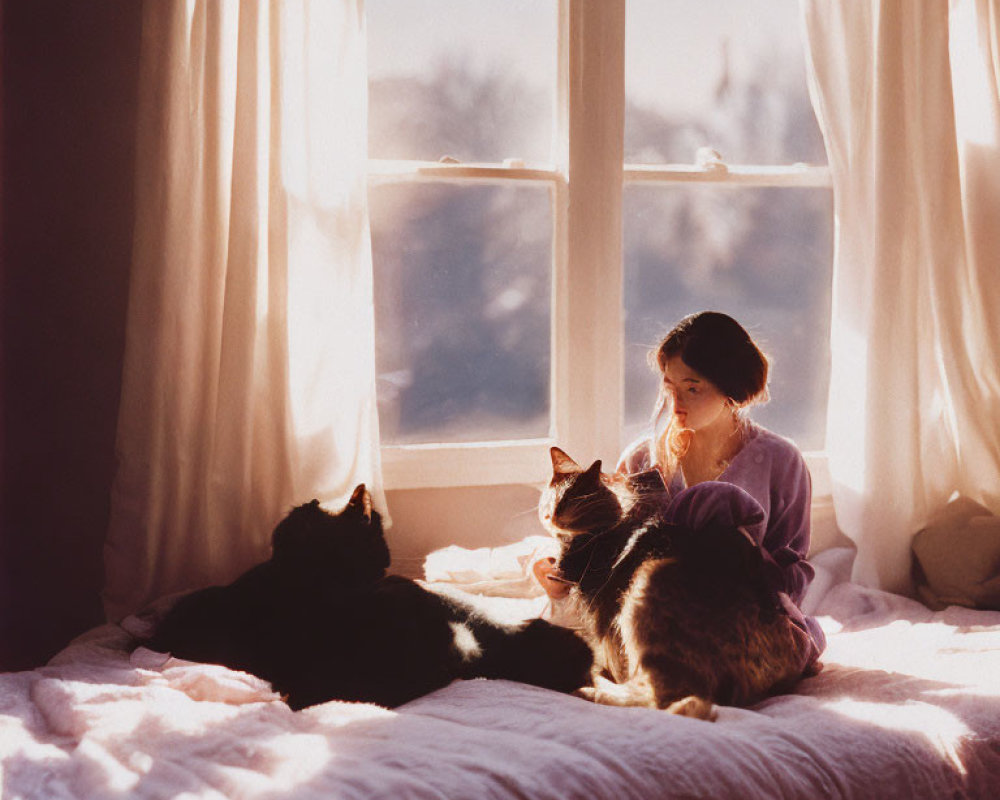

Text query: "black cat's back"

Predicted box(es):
[273, 575, 593, 710]
[296, 576, 461, 709]
[146, 560, 275, 671]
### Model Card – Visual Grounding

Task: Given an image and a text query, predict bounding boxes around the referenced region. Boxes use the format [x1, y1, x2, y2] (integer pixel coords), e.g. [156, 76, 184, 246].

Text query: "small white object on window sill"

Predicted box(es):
[695, 147, 727, 172]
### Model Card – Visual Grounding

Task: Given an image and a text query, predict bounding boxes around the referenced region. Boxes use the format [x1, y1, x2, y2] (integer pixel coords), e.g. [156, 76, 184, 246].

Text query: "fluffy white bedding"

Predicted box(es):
[3, 547, 1000, 799]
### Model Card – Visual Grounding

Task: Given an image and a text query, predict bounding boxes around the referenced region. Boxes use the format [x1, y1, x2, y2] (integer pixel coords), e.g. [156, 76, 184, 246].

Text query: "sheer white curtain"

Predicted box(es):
[801, 0, 1000, 593]
[104, 0, 383, 621]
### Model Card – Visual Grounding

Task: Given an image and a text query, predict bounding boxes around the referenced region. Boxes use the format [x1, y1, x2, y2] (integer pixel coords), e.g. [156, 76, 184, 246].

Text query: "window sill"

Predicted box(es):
[380, 439, 555, 489]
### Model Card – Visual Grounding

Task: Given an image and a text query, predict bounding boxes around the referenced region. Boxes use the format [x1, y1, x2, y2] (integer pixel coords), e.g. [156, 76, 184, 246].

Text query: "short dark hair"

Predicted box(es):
[654, 311, 769, 406]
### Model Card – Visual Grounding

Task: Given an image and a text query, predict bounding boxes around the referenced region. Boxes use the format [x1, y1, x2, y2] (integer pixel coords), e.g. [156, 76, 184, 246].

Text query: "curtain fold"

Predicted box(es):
[801, 0, 1000, 593]
[104, 0, 383, 621]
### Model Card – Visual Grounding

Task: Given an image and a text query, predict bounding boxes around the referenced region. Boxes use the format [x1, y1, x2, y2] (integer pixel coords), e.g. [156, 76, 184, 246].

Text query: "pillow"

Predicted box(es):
[911, 496, 1000, 610]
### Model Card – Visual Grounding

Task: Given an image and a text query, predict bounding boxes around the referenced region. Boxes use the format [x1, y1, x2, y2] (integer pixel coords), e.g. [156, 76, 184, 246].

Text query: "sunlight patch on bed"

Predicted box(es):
[263, 733, 332, 791]
[823, 619, 1000, 690]
[820, 698, 972, 775]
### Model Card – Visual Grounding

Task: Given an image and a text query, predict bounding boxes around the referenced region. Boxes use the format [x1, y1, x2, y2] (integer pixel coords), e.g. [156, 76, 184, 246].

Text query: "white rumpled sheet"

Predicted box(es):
[3, 547, 1000, 799]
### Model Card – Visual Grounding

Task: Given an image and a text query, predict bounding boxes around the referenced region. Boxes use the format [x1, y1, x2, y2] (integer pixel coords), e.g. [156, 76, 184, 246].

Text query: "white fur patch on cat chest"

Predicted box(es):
[449, 622, 482, 662]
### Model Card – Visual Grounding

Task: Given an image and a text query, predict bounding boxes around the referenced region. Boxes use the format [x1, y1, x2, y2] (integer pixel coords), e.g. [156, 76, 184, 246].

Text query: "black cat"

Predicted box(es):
[145, 485, 593, 709]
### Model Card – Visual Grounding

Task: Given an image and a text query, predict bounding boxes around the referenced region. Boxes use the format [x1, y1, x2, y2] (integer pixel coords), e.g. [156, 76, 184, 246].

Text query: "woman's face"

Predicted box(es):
[661, 356, 731, 432]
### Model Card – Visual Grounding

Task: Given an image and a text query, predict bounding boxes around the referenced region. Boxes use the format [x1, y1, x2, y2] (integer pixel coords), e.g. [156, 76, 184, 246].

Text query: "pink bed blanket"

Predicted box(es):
[3, 547, 1000, 799]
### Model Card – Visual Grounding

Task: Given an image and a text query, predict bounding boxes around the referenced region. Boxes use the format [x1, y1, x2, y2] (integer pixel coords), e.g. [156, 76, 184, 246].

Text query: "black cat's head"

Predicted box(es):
[271, 484, 390, 586]
[539, 447, 625, 539]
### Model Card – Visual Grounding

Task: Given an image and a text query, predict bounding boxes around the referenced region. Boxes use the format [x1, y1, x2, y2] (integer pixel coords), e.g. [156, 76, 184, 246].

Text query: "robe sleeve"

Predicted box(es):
[763, 447, 814, 605]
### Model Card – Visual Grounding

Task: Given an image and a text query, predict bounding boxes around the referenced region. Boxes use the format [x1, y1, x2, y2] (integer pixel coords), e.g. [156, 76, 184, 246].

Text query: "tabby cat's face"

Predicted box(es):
[540, 447, 624, 538]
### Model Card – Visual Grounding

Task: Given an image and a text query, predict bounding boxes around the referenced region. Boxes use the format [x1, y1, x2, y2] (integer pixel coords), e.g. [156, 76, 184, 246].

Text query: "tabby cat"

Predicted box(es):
[540, 447, 803, 720]
[146, 485, 593, 710]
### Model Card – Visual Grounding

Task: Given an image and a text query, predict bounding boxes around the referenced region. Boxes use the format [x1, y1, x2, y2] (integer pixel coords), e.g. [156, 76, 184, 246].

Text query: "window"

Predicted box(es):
[368, 0, 832, 489]
[622, 0, 833, 455]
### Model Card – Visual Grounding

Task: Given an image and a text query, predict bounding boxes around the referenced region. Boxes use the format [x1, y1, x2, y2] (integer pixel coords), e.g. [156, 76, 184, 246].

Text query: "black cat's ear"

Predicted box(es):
[582, 459, 603, 483]
[347, 483, 373, 521]
[550, 446, 581, 475]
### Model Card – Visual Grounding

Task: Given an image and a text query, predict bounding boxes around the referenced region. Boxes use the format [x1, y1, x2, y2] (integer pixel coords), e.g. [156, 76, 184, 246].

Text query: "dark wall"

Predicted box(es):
[1, 1, 142, 670]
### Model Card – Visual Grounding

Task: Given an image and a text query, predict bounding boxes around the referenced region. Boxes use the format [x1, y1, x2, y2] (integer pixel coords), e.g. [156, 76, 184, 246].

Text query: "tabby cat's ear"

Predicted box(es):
[582, 459, 603, 483]
[550, 446, 581, 475]
[347, 483, 373, 521]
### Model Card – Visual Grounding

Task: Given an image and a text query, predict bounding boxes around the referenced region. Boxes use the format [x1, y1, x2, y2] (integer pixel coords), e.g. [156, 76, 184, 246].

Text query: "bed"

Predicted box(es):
[3, 545, 1000, 799]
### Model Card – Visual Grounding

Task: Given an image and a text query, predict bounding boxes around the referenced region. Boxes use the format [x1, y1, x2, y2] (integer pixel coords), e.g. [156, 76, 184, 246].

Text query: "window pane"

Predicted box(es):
[623, 185, 833, 451]
[625, 0, 826, 165]
[372, 184, 552, 445]
[367, 0, 557, 164]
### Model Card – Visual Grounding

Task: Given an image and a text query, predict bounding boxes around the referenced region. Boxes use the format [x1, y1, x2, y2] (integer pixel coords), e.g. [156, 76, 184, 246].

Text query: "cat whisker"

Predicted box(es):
[511, 506, 549, 522]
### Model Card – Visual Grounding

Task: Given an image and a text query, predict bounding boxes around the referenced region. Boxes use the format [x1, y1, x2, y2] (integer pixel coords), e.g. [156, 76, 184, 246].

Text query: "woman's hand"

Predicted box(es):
[532, 557, 572, 600]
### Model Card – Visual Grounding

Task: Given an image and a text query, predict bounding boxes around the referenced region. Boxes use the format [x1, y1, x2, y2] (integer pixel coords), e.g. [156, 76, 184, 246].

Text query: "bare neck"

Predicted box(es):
[681, 411, 744, 485]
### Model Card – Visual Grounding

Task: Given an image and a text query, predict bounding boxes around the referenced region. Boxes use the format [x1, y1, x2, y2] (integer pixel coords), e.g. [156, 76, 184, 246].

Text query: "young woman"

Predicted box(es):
[619, 311, 823, 673]
[536, 311, 824, 675]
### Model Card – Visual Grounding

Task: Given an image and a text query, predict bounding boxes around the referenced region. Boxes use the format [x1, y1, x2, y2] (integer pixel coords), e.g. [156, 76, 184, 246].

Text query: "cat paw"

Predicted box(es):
[664, 695, 716, 721]
[574, 685, 598, 702]
[583, 674, 656, 707]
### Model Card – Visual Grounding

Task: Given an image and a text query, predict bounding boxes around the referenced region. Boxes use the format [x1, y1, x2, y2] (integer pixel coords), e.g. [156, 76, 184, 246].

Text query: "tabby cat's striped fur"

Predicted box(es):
[540, 447, 803, 720]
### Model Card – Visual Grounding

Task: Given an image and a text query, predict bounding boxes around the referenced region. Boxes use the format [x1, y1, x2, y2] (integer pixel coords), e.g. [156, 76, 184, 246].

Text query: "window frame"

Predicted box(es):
[369, 0, 831, 491]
